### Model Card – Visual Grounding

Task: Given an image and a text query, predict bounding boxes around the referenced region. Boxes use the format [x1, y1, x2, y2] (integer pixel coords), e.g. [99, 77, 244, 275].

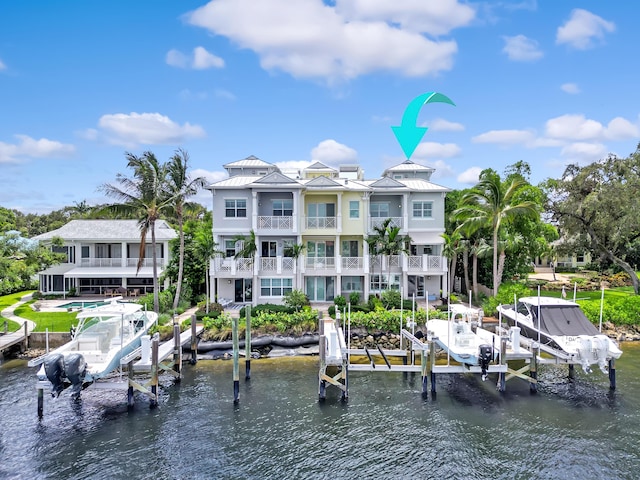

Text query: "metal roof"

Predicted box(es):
[33, 220, 176, 242]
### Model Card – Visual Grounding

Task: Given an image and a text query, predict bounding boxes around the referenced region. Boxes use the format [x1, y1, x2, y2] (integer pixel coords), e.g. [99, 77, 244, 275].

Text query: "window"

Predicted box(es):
[370, 274, 400, 291]
[370, 202, 389, 217]
[225, 199, 247, 218]
[412, 201, 433, 218]
[307, 203, 335, 217]
[349, 200, 359, 219]
[225, 240, 237, 258]
[260, 278, 292, 296]
[307, 240, 334, 258]
[272, 199, 293, 216]
[342, 276, 362, 291]
[341, 240, 358, 257]
[261, 241, 277, 258]
[52, 245, 74, 263]
[81, 246, 89, 258]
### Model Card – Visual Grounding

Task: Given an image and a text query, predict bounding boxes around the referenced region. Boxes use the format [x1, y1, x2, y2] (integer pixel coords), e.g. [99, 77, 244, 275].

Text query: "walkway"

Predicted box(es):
[0, 293, 36, 351]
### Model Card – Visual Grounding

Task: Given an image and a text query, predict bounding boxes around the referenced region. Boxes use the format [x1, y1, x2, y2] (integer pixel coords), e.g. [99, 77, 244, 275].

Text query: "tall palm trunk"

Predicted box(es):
[173, 211, 184, 310]
[462, 249, 470, 298]
[492, 225, 499, 296]
[151, 221, 159, 313]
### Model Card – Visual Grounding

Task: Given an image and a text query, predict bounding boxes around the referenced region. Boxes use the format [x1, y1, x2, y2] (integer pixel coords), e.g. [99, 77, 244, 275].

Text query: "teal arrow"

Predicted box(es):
[391, 92, 456, 159]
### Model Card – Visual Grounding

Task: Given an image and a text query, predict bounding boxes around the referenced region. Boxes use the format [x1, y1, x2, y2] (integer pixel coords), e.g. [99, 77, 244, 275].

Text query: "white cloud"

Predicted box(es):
[605, 117, 640, 140]
[428, 118, 465, 132]
[0, 134, 75, 163]
[214, 88, 236, 100]
[96, 112, 206, 147]
[166, 46, 224, 69]
[556, 9, 615, 50]
[166, 49, 189, 68]
[414, 142, 461, 158]
[457, 167, 482, 185]
[426, 159, 456, 179]
[560, 83, 580, 94]
[310, 139, 358, 165]
[333, 0, 476, 36]
[560, 142, 607, 163]
[472, 129, 536, 145]
[545, 114, 603, 141]
[193, 46, 225, 69]
[186, 0, 465, 81]
[502, 35, 543, 61]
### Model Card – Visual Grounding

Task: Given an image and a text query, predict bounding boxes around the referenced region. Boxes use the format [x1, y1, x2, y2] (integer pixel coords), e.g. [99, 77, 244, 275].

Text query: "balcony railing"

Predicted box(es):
[305, 217, 336, 229]
[341, 257, 363, 270]
[261, 257, 277, 272]
[79, 258, 167, 268]
[282, 258, 295, 271]
[258, 216, 293, 230]
[369, 217, 403, 231]
[369, 255, 401, 269]
[306, 256, 336, 270]
[407, 255, 444, 271]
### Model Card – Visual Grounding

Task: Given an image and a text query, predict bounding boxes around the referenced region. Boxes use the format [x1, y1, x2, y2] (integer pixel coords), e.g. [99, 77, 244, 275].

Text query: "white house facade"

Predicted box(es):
[207, 156, 450, 306]
[34, 219, 176, 296]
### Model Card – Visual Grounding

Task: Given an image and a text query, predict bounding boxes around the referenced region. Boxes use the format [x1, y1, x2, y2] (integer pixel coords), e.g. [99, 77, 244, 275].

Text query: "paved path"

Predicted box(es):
[0, 293, 36, 351]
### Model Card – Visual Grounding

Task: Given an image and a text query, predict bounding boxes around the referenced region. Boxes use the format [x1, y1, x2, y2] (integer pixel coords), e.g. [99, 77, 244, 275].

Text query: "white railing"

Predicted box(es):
[126, 258, 165, 268]
[305, 217, 336, 229]
[342, 257, 363, 270]
[282, 258, 295, 271]
[407, 255, 444, 271]
[369, 217, 403, 231]
[237, 258, 254, 272]
[258, 216, 293, 230]
[305, 256, 336, 270]
[261, 257, 277, 272]
[81, 258, 121, 267]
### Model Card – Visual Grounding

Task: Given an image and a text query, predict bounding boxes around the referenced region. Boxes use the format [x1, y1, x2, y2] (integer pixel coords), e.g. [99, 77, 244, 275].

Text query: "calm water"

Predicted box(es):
[1, 344, 639, 480]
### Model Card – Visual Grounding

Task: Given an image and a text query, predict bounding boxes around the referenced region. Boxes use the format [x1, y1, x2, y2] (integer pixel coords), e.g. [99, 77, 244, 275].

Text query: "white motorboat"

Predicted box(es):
[496, 296, 622, 373]
[30, 299, 157, 396]
[426, 305, 495, 379]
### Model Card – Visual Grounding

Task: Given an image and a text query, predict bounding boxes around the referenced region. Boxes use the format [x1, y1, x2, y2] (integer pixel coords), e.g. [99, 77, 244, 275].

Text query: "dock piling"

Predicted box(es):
[529, 347, 538, 394]
[37, 386, 43, 418]
[189, 314, 197, 365]
[150, 334, 159, 408]
[245, 306, 251, 381]
[232, 316, 240, 404]
[173, 322, 181, 380]
[609, 358, 616, 390]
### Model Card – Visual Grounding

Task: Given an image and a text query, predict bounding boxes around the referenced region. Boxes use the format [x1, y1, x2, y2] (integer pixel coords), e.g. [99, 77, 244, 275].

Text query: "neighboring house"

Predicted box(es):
[207, 156, 450, 306]
[33, 220, 177, 296]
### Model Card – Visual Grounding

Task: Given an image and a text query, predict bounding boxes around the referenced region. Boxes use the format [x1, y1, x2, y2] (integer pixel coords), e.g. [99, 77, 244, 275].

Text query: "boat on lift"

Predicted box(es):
[496, 296, 622, 373]
[29, 299, 157, 397]
[426, 304, 495, 379]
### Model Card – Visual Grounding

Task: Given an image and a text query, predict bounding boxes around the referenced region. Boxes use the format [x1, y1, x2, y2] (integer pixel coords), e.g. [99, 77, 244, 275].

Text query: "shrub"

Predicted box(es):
[349, 291, 360, 305]
[334, 295, 347, 308]
[284, 289, 310, 311]
[482, 282, 533, 316]
[239, 303, 295, 318]
[381, 289, 401, 309]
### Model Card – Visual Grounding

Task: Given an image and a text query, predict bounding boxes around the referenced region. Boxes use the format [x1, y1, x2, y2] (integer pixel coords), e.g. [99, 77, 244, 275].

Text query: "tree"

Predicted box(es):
[545, 146, 640, 294]
[233, 229, 257, 261]
[192, 213, 222, 313]
[453, 169, 539, 296]
[366, 218, 410, 292]
[165, 149, 208, 310]
[284, 242, 306, 289]
[442, 231, 462, 294]
[100, 151, 174, 313]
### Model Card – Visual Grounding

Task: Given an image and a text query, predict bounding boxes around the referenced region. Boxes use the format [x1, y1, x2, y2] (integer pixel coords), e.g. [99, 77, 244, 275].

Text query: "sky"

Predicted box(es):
[1, 0, 639, 214]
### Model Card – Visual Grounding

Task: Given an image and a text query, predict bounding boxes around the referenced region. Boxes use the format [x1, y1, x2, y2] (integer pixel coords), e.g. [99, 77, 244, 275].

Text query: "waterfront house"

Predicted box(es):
[33, 219, 176, 296]
[207, 156, 450, 306]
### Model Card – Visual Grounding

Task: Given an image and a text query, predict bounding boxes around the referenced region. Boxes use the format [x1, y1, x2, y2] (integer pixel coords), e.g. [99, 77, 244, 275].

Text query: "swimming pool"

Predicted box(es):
[57, 300, 109, 309]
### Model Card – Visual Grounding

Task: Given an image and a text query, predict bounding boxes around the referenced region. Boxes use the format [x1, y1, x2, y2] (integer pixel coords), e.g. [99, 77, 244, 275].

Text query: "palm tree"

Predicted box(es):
[165, 149, 208, 310]
[193, 216, 222, 314]
[367, 218, 410, 292]
[453, 170, 539, 296]
[284, 242, 306, 289]
[233, 229, 257, 262]
[441, 230, 462, 294]
[100, 151, 173, 313]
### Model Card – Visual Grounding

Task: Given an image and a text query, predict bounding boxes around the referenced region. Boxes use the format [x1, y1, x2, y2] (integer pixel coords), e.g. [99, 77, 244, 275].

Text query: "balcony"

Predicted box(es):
[305, 256, 336, 270]
[259, 257, 296, 273]
[257, 216, 293, 230]
[369, 255, 401, 270]
[213, 257, 254, 275]
[305, 217, 336, 229]
[79, 258, 166, 268]
[369, 217, 403, 232]
[341, 257, 363, 271]
[407, 255, 445, 272]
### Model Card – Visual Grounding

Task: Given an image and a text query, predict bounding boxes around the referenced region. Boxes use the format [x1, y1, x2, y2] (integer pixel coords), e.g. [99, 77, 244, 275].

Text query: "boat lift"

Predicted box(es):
[33, 317, 203, 418]
[317, 306, 617, 400]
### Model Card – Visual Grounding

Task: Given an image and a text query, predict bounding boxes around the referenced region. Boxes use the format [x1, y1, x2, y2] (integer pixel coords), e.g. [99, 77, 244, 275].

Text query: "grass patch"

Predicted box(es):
[0, 290, 36, 332]
[13, 302, 78, 333]
[539, 287, 634, 302]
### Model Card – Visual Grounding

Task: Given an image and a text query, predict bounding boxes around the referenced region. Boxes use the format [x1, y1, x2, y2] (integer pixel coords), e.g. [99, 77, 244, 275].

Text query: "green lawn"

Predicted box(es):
[535, 286, 634, 302]
[13, 302, 78, 333]
[0, 290, 35, 332]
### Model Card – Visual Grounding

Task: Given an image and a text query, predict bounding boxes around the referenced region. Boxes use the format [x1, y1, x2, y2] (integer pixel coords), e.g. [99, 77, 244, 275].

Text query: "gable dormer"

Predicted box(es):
[223, 155, 280, 177]
[382, 159, 434, 181]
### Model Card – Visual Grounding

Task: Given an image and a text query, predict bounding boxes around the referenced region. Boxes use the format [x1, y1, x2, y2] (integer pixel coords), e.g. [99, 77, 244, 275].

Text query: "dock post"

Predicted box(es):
[529, 347, 538, 394]
[245, 306, 251, 380]
[23, 322, 28, 352]
[173, 322, 181, 380]
[429, 339, 436, 394]
[232, 316, 240, 404]
[189, 314, 197, 365]
[150, 334, 159, 408]
[341, 361, 348, 402]
[568, 363, 575, 380]
[498, 337, 507, 392]
[127, 359, 135, 407]
[609, 358, 616, 390]
[37, 385, 43, 418]
[421, 350, 428, 394]
[318, 315, 326, 401]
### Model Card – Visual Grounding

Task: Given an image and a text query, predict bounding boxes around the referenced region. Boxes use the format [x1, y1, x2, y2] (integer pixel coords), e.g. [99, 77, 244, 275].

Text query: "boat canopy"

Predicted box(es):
[530, 304, 600, 337]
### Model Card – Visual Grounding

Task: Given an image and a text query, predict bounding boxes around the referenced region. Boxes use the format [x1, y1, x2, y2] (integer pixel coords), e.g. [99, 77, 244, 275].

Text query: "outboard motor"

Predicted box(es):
[478, 344, 493, 381]
[44, 353, 66, 397]
[64, 353, 87, 398]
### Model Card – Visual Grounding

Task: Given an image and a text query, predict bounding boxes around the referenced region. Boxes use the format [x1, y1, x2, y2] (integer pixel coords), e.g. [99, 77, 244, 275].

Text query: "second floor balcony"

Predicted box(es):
[305, 216, 336, 229]
[369, 217, 403, 232]
[257, 215, 293, 230]
[79, 257, 167, 268]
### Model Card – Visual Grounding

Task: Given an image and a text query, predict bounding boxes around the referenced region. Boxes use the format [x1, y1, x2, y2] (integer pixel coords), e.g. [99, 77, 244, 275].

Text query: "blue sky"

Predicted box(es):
[1, 1, 639, 213]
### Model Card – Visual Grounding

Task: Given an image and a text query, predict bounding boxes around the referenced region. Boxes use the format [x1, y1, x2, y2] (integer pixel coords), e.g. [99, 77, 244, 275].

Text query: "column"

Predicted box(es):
[402, 194, 409, 232]
[252, 191, 258, 231]
[292, 192, 298, 234]
[337, 192, 342, 233]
